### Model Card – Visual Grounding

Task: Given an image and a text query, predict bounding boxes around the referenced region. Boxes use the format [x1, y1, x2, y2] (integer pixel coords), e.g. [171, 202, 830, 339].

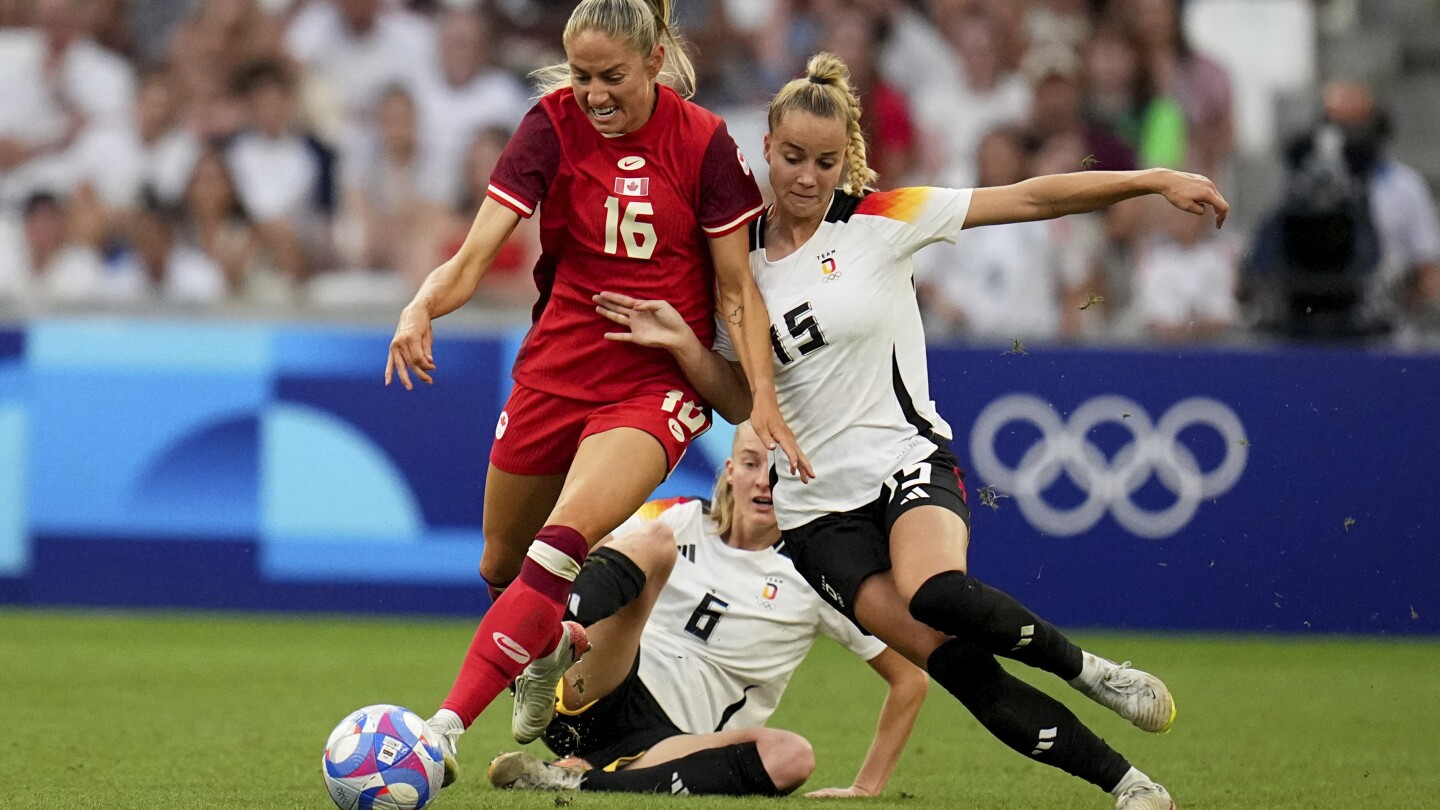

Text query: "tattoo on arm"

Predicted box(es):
[728, 305, 743, 326]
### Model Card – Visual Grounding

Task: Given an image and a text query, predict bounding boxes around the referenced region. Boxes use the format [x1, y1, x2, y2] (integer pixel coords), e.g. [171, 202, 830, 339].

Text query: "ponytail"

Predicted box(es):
[533, 0, 696, 99]
[767, 52, 878, 195]
[709, 462, 736, 540]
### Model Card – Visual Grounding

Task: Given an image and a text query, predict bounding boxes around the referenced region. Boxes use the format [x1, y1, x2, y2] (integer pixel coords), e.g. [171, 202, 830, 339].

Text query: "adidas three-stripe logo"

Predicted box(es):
[901, 488, 930, 503]
[671, 773, 689, 795]
[1012, 624, 1035, 651]
[1030, 727, 1058, 756]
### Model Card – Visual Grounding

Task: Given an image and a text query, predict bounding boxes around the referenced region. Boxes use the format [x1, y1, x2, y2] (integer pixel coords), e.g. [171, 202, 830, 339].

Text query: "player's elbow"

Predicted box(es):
[755, 728, 815, 794]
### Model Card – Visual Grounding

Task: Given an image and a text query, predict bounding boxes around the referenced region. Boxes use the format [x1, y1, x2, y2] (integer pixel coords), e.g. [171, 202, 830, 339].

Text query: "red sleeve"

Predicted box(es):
[486, 103, 561, 218]
[698, 122, 763, 237]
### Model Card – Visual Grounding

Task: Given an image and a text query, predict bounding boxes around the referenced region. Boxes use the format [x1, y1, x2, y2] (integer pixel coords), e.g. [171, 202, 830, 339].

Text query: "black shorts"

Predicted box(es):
[779, 442, 970, 626]
[541, 650, 683, 771]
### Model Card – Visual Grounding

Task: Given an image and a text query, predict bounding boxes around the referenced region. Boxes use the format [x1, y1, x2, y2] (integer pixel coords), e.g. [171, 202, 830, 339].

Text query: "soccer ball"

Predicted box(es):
[322, 704, 446, 810]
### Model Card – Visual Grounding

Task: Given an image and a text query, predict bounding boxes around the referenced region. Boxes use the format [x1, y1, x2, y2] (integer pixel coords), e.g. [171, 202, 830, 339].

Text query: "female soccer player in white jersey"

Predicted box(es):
[592, 53, 1231, 810]
[486, 423, 928, 797]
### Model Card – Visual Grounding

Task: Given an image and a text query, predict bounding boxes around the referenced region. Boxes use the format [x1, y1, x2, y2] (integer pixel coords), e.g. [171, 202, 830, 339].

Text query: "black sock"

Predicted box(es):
[579, 742, 782, 796]
[910, 570, 1083, 680]
[928, 639, 1130, 792]
[563, 546, 647, 627]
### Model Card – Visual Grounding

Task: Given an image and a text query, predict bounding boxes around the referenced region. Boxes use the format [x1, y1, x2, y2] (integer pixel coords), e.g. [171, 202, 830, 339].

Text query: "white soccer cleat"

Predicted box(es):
[1074, 654, 1177, 733]
[511, 620, 591, 744]
[425, 713, 463, 788]
[1114, 781, 1176, 810]
[488, 751, 586, 791]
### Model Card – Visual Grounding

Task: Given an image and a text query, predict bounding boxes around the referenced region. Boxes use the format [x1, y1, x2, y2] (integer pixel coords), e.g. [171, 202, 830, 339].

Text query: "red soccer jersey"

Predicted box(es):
[487, 85, 763, 403]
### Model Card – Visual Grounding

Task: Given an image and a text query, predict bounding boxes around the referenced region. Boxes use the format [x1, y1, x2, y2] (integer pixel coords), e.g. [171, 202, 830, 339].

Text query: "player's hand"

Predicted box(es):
[804, 785, 874, 798]
[1151, 169, 1229, 229]
[750, 391, 815, 483]
[385, 304, 436, 390]
[593, 291, 689, 351]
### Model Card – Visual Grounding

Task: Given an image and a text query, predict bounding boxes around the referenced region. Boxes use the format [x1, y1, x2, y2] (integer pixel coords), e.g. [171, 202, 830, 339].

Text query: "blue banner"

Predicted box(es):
[1, 320, 1435, 634]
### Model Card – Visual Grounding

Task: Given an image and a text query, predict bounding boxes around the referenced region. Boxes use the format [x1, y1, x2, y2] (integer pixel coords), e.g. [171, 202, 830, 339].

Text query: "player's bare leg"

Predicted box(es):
[478, 466, 567, 596]
[428, 467, 565, 786]
[868, 505, 1174, 805]
[559, 521, 678, 712]
[489, 726, 809, 796]
[888, 506, 1175, 732]
[435, 430, 668, 774]
[511, 428, 670, 743]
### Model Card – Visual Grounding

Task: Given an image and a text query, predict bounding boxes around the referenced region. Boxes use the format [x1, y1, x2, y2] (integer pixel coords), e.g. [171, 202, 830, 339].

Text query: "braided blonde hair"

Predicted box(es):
[767, 52, 877, 195]
[533, 0, 696, 99]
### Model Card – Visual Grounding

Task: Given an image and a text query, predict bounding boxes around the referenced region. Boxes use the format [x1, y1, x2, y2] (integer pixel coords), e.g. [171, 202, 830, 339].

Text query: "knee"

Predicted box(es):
[908, 570, 971, 631]
[753, 729, 815, 794]
[478, 555, 518, 589]
[611, 521, 677, 582]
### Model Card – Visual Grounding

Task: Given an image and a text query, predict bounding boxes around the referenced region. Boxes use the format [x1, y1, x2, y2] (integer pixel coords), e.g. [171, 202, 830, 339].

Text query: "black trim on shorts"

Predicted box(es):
[778, 441, 971, 627]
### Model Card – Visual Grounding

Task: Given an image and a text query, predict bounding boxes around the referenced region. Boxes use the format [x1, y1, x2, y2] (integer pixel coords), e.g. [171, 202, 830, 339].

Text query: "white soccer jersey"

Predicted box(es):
[715, 188, 974, 529]
[610, 498, 885, 734]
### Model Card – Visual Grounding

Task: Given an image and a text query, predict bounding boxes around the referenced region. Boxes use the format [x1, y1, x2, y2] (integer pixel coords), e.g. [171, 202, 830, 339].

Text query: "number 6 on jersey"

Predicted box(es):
[604, 196, 657, 259]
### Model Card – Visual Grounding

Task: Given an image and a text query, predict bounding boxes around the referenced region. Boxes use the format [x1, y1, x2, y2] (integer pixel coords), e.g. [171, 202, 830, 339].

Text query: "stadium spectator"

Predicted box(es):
[1322, 82, 1440, 327]
[1120, 0, 1233, 177]
[169, 0, 285, 103]
[284, 0, 435, 138]
[489, 424, 926, 797]
[917, 127, 1077, 342]
[1082, 23, 1185, 171]
[123, 66, 203, 209]
[913, 6, 1030, 189]
[1025, 0, 1091, 55]
[1133, 199, 1239, 342]
[1022, 44, 1135, 174]
[821, 6, 915, 187]
[110, 189, 228, 305]
[182, 148, 257, 294]
[0, 190, 108, 304]
[406, 7, 528, 207]
[0, 0, 137, 211]
[225, 60, 333, 283]
[336, 84, 445, 283]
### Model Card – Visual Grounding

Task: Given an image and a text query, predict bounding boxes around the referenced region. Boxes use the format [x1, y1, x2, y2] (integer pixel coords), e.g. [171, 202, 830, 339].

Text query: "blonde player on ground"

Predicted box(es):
[487, 424, 928, 797]
[592, 54, 1231, 810]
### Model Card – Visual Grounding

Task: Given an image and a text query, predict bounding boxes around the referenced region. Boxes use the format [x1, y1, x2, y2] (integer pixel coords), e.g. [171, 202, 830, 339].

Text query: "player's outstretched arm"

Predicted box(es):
[964, 167, 1229, 231]
[594, 292, 753, 424]
[385, 198, 521, 390]
[709, 229, 815, 482]
[806, 649, 928, 798]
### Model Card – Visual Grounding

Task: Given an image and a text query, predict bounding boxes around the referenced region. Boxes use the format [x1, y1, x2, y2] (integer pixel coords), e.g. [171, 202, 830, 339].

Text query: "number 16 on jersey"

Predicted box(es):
[604, 196, 656, 259]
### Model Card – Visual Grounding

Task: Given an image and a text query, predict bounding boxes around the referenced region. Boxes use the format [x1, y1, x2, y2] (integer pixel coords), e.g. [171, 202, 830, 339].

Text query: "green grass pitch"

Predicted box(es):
[4, 609, 1437, 809]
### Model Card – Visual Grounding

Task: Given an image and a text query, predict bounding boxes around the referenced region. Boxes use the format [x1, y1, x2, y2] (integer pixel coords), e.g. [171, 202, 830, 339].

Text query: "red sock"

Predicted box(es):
[441, 525, 588, 727]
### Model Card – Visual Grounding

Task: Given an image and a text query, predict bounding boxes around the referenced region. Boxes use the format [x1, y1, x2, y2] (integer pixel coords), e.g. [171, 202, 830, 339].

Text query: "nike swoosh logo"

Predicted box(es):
[619, 156, 646, 170]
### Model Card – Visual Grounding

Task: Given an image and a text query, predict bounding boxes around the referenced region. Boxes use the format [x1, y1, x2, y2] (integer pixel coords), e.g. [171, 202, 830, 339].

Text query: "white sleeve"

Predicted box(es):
[817, 600, 886, 662]
[853, 187, 975, 259]
[1401, 172, 1440, 265]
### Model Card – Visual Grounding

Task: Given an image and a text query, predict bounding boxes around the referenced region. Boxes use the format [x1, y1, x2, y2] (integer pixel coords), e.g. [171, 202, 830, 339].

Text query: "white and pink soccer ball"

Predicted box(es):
[323, 705, 445, 810]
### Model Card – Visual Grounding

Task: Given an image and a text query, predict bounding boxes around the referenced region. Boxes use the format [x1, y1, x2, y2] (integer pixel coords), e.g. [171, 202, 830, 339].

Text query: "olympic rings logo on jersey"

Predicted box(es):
[968, 394, 1248, 539]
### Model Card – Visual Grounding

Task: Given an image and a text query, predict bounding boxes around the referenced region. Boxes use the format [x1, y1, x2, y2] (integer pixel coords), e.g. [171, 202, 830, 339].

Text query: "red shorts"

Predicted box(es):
[490, 383, 712, 476]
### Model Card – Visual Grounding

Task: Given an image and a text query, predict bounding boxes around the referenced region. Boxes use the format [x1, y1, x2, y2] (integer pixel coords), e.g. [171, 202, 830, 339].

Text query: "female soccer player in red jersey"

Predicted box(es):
[595, 54, 1230, 810]
[383, 0, 811, 787]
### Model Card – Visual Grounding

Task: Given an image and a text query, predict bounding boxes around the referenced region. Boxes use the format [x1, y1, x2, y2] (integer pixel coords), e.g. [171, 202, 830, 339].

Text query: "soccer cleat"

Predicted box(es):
[1073, 654, 1177, 733]
[425, 714, 462, 788]
[1114, 781, 1176, 810]
[512, 620, 591, 744]
[488, 751, 586, 791]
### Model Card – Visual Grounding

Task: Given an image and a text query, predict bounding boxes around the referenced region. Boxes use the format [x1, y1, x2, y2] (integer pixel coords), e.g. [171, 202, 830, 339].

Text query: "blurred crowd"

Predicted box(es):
[0, 0, 1436, 344]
